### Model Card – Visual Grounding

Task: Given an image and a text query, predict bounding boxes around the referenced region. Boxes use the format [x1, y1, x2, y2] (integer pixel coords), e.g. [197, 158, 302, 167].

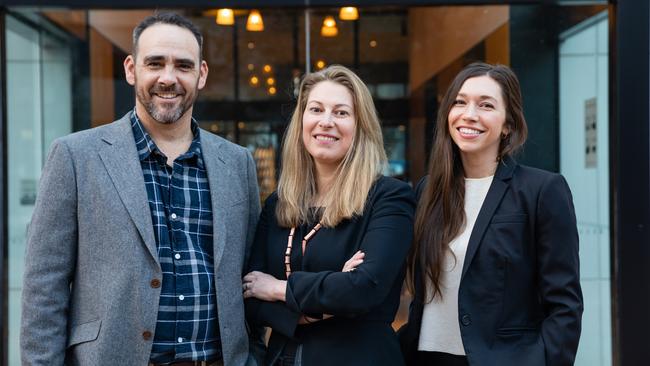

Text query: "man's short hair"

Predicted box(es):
[132, 12, 203, 59]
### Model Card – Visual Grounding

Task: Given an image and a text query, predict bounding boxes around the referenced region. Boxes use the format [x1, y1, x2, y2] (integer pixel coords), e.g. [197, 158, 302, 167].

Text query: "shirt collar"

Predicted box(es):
[130, 109, 205, 169]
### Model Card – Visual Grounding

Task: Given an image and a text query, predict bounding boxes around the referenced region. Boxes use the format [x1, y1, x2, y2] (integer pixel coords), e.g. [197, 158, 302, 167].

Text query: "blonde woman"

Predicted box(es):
[243, 65, 415, 366]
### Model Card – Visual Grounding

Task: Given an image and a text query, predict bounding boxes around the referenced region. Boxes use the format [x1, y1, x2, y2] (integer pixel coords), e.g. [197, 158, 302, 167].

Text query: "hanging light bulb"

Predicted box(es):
[249, 75, 260, 87]
[216, 8, 234, 25]
[339, 7, 359, 21]
[321, 16, 338, 37]
[246, 10, 264, 31]
[316, 60, 326, 70]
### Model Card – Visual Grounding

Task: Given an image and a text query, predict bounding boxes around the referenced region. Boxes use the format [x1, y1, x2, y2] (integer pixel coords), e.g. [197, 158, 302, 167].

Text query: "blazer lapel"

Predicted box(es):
[98, 115, 159, 265]
[461, 157, 517, 281]
[200, 131, 229, 270]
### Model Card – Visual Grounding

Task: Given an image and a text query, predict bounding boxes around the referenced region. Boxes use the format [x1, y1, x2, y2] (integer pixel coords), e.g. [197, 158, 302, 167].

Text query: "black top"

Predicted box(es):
[246, 176, 415, 366]
[399, 157, 583, 366]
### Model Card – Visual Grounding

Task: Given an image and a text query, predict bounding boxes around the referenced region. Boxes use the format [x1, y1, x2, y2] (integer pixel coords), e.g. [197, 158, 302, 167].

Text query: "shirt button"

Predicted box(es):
[461, 314, 472, 326]
[170, 213, 177, 220]
[150, 279, 161, 288]
[178, 295, 185, 301]
[142, 331, 152, 340]
[175, 253, 181, 260]
[177, 337, 183, 343]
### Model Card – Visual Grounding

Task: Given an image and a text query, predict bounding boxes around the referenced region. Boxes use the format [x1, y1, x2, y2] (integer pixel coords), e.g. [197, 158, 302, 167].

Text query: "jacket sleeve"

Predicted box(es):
[241, 150, 267, 365]
[244, 196, 302, 338]
[284, 180, 415, 316]
[535, 174, 583, 366]
[243, 150, 262, 273]
[20, 139, 78, 365]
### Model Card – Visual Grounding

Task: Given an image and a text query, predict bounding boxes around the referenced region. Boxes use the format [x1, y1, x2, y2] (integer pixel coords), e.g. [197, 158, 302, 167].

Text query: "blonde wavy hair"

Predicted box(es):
[276, 65, 387, 228]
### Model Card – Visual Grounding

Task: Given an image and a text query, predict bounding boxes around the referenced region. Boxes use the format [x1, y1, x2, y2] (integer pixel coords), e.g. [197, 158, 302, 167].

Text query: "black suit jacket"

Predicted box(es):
[399, 157, 583, 366]
[246, 176, 415, 366]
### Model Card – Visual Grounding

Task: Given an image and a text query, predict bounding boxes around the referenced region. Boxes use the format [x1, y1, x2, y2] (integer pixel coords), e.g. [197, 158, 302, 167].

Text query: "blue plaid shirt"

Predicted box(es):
[131, 112, 221, 363]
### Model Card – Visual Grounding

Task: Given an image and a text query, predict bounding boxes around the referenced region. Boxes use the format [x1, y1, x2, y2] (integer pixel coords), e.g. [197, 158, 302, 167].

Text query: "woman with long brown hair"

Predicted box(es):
[243, 65, 415, 366]
[399, 62, 583, 366]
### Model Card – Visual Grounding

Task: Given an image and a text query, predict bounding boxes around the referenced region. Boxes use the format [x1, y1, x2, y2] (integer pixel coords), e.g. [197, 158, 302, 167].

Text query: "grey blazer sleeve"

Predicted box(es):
[21, 139, 78, 365]
[243, 150, 264, 366]
[244, 150, 261, 271]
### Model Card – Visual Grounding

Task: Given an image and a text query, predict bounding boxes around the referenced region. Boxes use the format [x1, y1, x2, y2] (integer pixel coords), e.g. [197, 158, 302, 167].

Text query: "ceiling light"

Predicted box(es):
[246, 10, 264, 32]
[216, 8, 234, 25]
[321, 16, 338, 37]
[339, 7, 359, 21]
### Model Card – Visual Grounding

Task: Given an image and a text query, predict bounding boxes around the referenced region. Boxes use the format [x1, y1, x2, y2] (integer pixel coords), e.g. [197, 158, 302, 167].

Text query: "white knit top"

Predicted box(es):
[417, 175, 493, 355]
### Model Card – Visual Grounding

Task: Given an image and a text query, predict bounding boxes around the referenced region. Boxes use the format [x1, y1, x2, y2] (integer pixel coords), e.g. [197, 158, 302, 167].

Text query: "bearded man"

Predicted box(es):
[20, 12, 260, 366]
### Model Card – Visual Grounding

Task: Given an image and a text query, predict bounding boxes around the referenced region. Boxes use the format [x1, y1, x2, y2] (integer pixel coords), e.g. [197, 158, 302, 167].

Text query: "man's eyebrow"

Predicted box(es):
[142, 55, 165, 63]
[175, 58, 196, 67]
[141, 56, 196, 67]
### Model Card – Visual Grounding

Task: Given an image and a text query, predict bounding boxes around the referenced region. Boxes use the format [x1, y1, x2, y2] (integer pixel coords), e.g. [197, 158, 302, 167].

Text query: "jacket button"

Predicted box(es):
[461, 314, 472, 326]
[142, 331, 152, 340]
[150, 279, 161, 288]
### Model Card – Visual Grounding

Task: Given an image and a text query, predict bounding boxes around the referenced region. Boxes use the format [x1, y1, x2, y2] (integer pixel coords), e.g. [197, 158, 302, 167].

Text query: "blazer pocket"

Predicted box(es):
[491, 213, 528, 224]
[67, 319, 101, 348]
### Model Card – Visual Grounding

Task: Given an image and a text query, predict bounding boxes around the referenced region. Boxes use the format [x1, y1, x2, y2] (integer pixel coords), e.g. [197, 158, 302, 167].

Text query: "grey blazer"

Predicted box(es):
[20, 113, 261, 366]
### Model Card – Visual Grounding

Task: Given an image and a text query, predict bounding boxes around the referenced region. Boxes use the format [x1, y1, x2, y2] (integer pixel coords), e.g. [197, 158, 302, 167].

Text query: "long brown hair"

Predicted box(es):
[406, 62, 528, 302]
[276, 65, 387, 228]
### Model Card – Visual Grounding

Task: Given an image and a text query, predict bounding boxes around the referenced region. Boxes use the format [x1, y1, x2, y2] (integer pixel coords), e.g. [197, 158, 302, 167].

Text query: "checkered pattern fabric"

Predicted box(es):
[131, 111, 221, 363]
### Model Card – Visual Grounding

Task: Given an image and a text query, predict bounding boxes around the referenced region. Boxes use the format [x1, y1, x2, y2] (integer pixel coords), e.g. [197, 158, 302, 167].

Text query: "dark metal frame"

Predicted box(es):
[0, 0, 597, 8]
[611, 0, 649, 365]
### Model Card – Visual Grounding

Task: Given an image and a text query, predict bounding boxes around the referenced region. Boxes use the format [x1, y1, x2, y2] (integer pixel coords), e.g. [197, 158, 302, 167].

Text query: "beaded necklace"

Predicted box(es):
[284, 222, 322, 278]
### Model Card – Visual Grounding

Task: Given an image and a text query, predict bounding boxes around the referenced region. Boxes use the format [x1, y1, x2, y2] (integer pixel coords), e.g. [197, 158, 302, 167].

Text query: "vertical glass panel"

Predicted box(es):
[6, 13, 74, 364]
[559, 10, 611, 366]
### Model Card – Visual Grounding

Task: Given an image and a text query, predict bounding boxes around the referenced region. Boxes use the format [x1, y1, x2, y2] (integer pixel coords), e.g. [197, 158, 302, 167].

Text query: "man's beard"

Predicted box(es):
[136, 82, 198, 125]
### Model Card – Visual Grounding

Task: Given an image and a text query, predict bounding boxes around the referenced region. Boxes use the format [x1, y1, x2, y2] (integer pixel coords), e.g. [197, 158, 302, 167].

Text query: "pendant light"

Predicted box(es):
[246, 10, 264, 32]
[216, 8, 234, 25]
[321, 16, 338, 37]
[339, 7, 359, 21]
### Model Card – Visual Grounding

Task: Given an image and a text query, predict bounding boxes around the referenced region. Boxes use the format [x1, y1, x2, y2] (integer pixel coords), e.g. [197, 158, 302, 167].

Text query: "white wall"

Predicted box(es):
[559, 11, 611, 366]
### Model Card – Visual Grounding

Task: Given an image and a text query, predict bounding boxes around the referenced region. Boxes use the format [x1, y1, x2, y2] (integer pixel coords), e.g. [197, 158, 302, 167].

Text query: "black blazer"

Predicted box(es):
[246, 176, 415, 366]
[399, 157, 583, 366]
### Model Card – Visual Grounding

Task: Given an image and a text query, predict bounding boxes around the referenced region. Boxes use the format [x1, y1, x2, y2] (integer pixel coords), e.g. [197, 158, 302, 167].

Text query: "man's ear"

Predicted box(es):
[198, 60, 208, 90]
[124, 55, 136, 86]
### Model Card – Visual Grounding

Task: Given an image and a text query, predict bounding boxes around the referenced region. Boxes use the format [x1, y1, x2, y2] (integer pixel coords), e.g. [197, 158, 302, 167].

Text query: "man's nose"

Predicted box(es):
[158, 65, 177, 85]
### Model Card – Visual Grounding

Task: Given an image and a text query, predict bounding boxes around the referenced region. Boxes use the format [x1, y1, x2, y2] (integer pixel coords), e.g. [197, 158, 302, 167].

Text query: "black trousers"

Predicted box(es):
[274, 341, 300, 366]
[415, 351, 469, 366]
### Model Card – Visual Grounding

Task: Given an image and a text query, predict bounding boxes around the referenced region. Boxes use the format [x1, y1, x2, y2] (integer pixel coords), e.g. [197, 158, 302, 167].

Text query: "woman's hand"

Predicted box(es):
[243, 271, 287, 302]
[298, 314, 333, 325]
[342, 250, 365, 272]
